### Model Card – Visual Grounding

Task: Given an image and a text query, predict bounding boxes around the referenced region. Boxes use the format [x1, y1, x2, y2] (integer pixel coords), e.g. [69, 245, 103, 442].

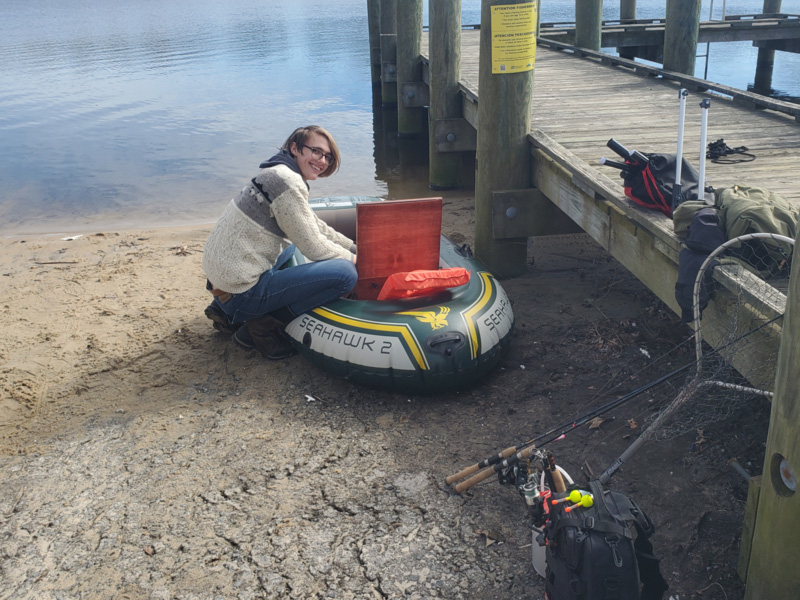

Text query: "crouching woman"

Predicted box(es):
[202, 125, 357, 359]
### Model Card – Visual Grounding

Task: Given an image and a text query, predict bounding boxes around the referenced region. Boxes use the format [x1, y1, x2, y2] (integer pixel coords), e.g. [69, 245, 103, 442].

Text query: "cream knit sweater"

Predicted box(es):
[203, 164, 355, 294]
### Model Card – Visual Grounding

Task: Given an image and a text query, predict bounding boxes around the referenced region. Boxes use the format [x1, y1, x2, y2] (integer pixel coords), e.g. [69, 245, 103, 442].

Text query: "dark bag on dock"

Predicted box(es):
[674, 207, 726, 323]
[543, 481, 668, 600]
[623, 153, 699, 218]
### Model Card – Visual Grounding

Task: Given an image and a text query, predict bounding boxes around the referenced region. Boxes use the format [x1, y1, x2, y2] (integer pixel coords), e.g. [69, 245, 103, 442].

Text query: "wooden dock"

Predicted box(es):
[421, 30, 800, 390]
[539, 14, 800, 51]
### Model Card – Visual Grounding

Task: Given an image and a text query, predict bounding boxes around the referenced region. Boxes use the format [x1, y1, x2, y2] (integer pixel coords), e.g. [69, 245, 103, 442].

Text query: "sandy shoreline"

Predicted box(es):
[0, 196, 761, 598]
[0, 190, 478, 451]
[0, 225, 214, 450]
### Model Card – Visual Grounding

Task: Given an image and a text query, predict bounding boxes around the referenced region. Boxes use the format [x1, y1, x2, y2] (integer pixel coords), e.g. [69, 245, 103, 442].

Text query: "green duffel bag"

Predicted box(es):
[716, 185, 798, 276]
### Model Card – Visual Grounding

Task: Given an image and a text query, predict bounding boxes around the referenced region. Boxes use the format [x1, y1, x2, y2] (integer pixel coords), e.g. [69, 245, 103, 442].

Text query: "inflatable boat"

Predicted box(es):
[283, 197, 515, 394]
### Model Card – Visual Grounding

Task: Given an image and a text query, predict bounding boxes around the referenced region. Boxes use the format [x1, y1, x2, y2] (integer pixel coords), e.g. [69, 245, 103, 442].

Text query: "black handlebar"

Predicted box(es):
[600, 157, 630, 171]
[606, 138, 631, 159]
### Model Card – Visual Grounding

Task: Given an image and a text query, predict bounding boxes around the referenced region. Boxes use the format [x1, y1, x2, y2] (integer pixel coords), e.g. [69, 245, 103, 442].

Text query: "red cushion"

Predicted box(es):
[376, 268, 471, 301]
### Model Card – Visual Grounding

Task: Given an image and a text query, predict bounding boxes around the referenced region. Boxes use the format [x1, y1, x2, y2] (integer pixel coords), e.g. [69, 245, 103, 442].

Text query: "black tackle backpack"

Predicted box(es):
[622, 153, 700, 218]
[542, 480, 668, 600]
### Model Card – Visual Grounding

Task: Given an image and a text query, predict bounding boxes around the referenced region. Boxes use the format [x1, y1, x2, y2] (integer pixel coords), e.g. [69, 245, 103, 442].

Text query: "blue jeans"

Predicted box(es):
[214, 245, 358, 325]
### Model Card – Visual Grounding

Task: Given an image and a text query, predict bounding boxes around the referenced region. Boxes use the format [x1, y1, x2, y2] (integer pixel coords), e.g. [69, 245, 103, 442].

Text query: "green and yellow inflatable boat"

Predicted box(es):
[283, 197, 514, 394]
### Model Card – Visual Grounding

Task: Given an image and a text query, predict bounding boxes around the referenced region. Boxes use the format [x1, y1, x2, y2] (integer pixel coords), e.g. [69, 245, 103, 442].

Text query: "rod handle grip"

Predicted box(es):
[454, 466, 496, 493]
[445, 446, 516, 485]
[551, 467, 567, 493]
[454, 445, 537, 493]
[445, 464, 479, 485]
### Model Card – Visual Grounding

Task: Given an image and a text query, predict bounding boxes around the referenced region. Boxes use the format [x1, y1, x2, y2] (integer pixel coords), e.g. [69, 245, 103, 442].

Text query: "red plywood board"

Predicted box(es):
[355, 198, 443, 300]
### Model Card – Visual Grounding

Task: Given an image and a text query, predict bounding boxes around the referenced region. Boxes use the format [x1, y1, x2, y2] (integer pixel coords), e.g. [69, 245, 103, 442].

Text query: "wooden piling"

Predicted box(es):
[620, 0, 637, 21]
[380, 0, 398, 107]
[367, 0, 382, 85]
[663, 0, 702, 75]
[754, 0, 783, 95]
[474, 0, 537, 277]
[575, 0, 602, 51]
[428, 0, 463, 190]
[618, 0, 637, 59]
[396, 0, 424, 137]
[744, 227, 800, 597]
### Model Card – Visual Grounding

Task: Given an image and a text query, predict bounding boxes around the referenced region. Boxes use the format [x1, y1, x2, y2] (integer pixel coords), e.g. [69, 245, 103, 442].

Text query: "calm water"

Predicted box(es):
[1, 0, 799, 235]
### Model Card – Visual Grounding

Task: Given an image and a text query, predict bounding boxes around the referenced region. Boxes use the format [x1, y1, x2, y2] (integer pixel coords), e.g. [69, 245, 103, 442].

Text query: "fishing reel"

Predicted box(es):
[497, 449, 551, 528]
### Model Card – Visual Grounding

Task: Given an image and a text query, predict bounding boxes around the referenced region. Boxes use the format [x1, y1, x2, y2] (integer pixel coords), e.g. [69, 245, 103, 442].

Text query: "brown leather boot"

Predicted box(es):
[232, 314, 295, 360]
[204, 303, 241, 334]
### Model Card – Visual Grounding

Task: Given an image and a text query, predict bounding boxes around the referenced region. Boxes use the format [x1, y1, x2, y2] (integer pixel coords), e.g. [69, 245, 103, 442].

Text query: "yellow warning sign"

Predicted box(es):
[491, 2, 537, 74]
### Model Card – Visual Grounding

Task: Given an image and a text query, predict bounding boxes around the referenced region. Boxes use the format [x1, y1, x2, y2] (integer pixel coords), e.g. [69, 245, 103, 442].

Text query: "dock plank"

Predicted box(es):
[424, 30, 800, 205]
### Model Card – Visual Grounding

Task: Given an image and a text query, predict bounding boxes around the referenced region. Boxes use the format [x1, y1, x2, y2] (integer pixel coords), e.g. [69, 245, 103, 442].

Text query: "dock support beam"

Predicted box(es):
[396, 0, 424, 136]
[367, 0, 382, 85]
[575, 0, 603, 51]
[380, 0, 398, 107]
[663, 0, 701, 75]
[428, 0, 463, 190]
[754, 0, 782, 95]
[744, 227, 800, 597]
[474, 0, 535, 278]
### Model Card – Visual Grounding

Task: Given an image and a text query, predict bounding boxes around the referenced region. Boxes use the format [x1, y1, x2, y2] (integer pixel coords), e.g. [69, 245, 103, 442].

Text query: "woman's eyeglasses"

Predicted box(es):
[301, 144, 334, 164]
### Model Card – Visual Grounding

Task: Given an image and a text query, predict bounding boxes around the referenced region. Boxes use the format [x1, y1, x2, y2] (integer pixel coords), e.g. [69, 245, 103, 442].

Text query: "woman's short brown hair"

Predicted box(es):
[282, 125, 341, 177]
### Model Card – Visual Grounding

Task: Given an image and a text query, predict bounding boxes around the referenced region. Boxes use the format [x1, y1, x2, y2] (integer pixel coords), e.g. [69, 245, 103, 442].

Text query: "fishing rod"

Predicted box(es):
[448, 312, 785, 493]
[453, 445, 542, 493]
[447, 334, 701, 488]
[598, 377, 774, 485]
[450, 361, 692, 492]
[599, 301, 786, 485]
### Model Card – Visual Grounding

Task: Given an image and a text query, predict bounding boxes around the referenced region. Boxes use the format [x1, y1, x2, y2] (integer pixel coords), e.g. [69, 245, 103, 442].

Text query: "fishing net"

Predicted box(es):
[643, 232, 792, 441]
[451, 233, 794, 489]
[595, 232, 792, 484]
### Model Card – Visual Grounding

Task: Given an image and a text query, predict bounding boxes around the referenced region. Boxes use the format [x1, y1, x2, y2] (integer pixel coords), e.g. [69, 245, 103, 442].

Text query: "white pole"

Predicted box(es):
[673, 88, 689, 209]
[698, 98, 712, 204]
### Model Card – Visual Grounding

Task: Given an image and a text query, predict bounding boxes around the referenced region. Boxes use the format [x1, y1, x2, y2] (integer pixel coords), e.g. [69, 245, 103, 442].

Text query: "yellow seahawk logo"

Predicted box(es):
[399, 306, 450, 331]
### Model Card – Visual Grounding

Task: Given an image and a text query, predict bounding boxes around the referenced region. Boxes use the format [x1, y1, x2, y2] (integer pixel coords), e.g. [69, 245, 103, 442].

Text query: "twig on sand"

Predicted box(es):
[696, 581, 727, 599]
